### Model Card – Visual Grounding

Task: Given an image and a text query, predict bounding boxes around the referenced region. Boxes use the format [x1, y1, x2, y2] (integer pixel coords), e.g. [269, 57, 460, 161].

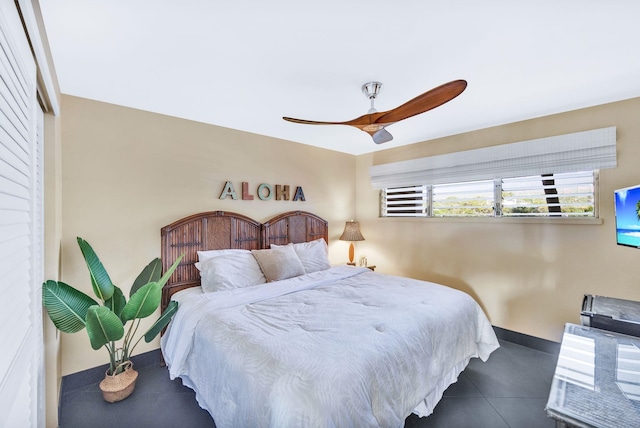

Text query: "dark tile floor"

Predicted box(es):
[59, 339, 558, 428]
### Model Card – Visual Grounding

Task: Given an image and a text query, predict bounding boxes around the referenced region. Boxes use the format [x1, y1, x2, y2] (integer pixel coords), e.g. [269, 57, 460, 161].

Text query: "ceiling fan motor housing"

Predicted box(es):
[362, 81, 383, 99]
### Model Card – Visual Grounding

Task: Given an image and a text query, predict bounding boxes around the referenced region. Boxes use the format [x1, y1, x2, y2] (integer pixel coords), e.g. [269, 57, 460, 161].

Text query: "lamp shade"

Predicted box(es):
[339, 221, 364, 242]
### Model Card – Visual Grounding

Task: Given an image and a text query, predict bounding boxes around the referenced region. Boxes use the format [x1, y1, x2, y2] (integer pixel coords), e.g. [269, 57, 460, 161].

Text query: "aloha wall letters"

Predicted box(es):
[219, 181, 306, 202]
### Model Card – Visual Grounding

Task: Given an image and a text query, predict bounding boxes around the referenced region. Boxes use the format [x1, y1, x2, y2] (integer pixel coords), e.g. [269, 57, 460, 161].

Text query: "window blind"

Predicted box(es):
[381, 185, 428, 217]
[369, 127, 617, 189]
[0, 2, 41, 426]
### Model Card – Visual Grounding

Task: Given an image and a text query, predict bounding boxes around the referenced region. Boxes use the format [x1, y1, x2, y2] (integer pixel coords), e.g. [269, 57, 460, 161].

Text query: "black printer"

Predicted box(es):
[581, 294, 640, 337]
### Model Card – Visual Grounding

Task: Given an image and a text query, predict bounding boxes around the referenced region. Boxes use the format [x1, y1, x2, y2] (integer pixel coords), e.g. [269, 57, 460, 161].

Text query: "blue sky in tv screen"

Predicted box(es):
[615, 185, 640, 247]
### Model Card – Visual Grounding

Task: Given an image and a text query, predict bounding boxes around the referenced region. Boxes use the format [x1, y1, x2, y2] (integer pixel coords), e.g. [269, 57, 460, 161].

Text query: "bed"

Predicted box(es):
[160, 210, 499, 427]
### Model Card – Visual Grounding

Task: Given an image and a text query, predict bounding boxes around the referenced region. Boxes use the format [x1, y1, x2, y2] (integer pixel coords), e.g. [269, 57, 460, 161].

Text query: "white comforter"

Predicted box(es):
[161, 266, 499, 428]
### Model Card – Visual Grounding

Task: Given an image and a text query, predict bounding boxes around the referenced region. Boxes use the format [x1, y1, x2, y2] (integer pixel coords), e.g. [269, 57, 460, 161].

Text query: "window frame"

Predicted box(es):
[380, 171, 600, 222]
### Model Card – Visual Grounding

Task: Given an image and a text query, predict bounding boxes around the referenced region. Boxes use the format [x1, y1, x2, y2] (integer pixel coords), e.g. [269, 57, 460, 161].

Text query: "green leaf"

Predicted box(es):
[120, 282, 162, 322]
[144, 300, 179, 342]
[156, 254, 185, 289]
[119, 255, 183, 322]
[42, 280, 98, 333]
[104, 286, 126, 318]
[130, 258, 162, 297]
[85, 305, 124, 350]
[77, 237, 114, 301]
[113, 254, 185, 322]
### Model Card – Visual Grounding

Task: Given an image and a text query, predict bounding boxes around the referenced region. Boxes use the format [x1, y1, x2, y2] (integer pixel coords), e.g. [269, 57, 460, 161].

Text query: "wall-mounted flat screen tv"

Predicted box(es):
[615, 184, 640, 248]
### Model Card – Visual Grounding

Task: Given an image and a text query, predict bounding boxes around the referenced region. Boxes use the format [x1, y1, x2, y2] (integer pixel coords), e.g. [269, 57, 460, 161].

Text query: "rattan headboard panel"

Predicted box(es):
[160, 211, 262, 310]
[262, 211, 328, 247]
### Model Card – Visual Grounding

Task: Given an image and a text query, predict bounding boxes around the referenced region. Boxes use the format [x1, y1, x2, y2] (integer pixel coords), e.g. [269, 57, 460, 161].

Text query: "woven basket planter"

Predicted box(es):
[99, 362, 138, 403]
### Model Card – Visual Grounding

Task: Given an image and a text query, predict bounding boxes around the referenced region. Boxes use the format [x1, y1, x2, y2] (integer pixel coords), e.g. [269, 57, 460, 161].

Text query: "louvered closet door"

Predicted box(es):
[0, 2, 42, 426]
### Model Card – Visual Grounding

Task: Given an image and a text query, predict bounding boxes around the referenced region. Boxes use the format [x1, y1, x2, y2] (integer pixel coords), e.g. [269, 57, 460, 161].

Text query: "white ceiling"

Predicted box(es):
[39, 0, 640, 155]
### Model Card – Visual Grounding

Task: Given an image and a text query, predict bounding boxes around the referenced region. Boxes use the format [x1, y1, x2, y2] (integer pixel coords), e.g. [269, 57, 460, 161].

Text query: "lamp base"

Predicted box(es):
[348, 242, 355, 264]
[346, 262, 356, 266]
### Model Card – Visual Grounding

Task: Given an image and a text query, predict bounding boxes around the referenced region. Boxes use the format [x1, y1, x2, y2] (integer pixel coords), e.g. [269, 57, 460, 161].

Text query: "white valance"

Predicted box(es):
[369, 127, 617, 189]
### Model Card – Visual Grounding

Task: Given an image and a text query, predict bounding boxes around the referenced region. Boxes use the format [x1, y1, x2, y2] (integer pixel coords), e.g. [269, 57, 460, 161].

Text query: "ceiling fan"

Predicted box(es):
[283, 79, 467, 144]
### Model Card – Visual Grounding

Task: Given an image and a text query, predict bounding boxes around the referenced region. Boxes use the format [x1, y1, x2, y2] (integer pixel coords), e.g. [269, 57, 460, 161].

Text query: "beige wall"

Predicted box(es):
[59, 95, 357, 375]
[355, 97, 640, 342]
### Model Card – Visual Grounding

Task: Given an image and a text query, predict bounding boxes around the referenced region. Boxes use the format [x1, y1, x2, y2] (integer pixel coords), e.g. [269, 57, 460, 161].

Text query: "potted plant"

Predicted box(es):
[43, 237, 183, 402]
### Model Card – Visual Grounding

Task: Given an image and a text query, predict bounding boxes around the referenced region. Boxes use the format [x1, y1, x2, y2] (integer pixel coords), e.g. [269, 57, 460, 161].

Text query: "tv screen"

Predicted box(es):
[615, 184, 640, 248]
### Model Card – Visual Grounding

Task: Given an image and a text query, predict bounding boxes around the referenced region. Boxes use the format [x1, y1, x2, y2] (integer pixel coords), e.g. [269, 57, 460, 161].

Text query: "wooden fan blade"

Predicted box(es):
[375, 80, 467, 124]
[282, 117, 352, 126]
[285, 112, 393, 142]
[284, 113, 387, 134]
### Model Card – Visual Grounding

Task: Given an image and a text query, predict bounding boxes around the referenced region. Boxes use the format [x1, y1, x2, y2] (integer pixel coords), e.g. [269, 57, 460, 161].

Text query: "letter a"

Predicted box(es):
[293, 186, 306, 201]
[219, 181, 238, 200]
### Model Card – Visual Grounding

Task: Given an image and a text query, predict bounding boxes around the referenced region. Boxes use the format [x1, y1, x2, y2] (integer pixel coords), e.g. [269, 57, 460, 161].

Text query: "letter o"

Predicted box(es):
[257, 183, 273, 201]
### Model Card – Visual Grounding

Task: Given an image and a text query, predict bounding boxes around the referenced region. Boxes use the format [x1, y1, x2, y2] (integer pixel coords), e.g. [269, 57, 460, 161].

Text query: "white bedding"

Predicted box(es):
[161, 266, 499, 427]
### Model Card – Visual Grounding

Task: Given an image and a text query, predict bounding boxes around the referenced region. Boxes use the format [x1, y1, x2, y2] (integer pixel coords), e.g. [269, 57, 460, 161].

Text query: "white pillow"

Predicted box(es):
[195, 249, 251, 271]
[252, 245, 306, 282]
[271, 239, 331, 273]
[198, 252, 266, 292]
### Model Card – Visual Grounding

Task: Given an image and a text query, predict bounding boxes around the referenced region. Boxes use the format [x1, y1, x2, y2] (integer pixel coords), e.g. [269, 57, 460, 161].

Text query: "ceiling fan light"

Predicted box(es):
[363, 124, 384, 132]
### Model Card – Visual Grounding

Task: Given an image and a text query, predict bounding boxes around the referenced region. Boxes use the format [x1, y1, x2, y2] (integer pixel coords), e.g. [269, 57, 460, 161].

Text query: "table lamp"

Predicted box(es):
[339, 220, 365, 265]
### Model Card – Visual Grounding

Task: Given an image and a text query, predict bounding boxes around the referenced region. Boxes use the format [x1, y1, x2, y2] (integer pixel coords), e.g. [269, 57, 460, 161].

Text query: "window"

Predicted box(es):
[381, 171, 597, 218]
[371, 127, 614, 220]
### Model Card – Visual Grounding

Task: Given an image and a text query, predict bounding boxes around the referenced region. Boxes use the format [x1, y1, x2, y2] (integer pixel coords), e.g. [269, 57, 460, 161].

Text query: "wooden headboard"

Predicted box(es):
[160, 210, 328, 312]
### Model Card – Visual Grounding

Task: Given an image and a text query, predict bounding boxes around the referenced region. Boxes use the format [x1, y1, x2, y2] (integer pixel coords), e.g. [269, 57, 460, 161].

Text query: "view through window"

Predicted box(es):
[381, 171, 597, 218]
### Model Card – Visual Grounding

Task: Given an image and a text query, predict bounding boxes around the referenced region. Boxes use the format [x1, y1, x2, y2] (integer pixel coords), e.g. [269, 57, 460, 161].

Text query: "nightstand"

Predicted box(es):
[347, 263, 375, 271]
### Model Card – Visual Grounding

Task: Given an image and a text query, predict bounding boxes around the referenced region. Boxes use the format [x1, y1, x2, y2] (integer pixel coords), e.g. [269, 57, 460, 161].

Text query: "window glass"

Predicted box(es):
[432, 180, 494, 217]
[381, 171, 596, 219]
[502, 171, 595, 217]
